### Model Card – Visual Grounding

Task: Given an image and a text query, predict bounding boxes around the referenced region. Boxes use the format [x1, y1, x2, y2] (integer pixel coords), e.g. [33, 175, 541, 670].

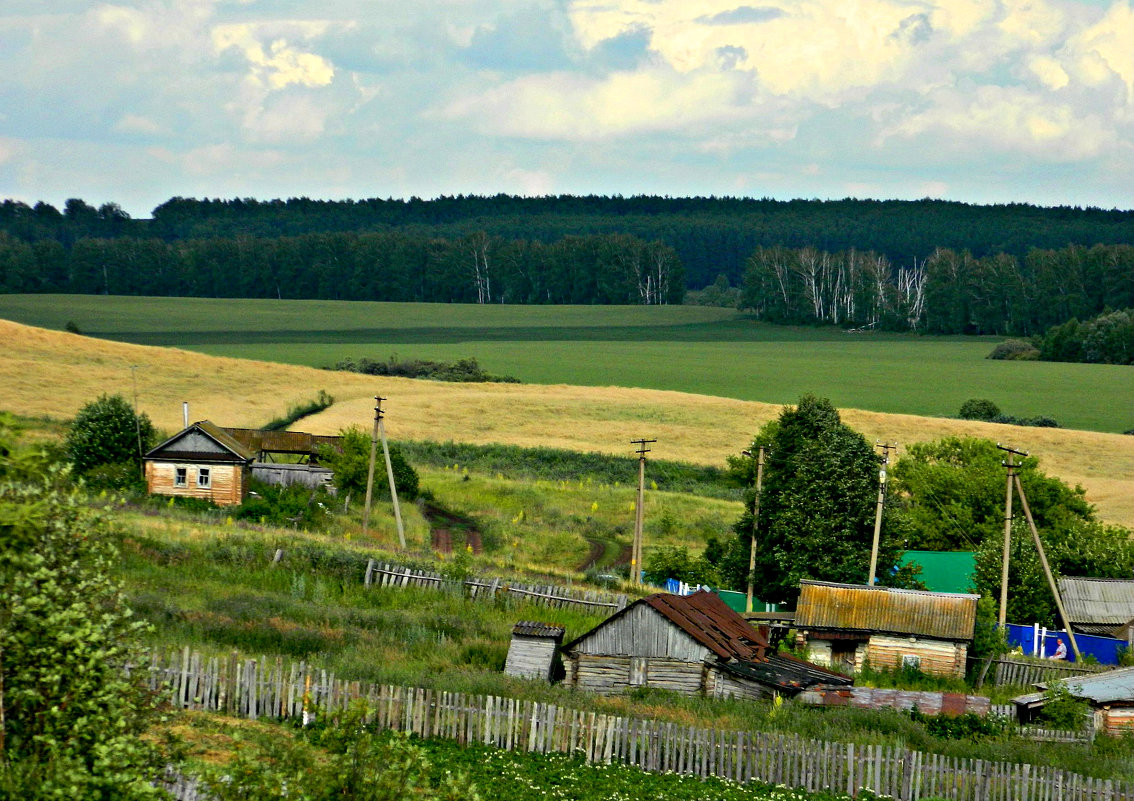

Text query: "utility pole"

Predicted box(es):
[378, 397, 406, 549]
[997, 444, 1020, 627]
[630, 438, 656, 586]
[998, 444, 1082, 661]
[742, 447, 766, 613]
[867, 442, 898, 586]
[362, 397, 381, 541]
[130, 365, 144, 481]
[363, 397, 406, 549]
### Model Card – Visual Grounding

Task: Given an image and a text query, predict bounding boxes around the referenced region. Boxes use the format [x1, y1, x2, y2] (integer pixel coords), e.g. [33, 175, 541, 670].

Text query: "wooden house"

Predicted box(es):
[1013, 666, 1134, 736]
[1058, 577, 1134, 636]
[794, 580, 979, 678]
[560, 591, 848, 699]
[504, 622, 565, 682]
[144, 420, 255, 506]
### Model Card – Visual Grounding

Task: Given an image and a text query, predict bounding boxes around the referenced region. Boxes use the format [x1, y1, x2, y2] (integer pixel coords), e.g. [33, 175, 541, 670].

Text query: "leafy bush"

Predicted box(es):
[644, 544, 719, 586]
[263, 389, 334, 431]
[235, 480, 335, 530]
[333, 355, 519, 383]
[910, 708, 1012, 741]
[319, 426, 419, 502]
[987, 339, 1039, 360]
[65, 393, 156, 476]
[959, 398, 1001, 421]
[1040, 681, 1090, 730]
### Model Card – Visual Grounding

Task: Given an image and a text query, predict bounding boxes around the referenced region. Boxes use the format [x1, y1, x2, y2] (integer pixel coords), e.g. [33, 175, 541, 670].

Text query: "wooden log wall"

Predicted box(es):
[362, 559, 630, 614]
[149, 647, 1133, 801]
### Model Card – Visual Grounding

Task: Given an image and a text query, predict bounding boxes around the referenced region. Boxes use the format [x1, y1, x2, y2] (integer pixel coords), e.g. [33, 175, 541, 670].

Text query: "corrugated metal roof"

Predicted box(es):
[1015, 666, 1134, 706]
[512, 621, 566, 640]
[643, 590, 769, 662]
[145, 420, 256, 463]
[1059, 577, 1134, 626]
[795, 580, 978, 641]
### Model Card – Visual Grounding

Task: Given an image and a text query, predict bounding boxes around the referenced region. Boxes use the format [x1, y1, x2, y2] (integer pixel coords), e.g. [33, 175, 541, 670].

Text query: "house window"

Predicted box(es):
[174, 467, 187, 487]
[901, 654, 921, 670]
[197, 467, 211, 488]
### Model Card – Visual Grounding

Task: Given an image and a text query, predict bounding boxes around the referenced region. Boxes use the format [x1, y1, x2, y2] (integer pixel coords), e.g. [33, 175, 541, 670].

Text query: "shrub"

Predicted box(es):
[987, 339, 1039, 360]
[263, 389, 334, 431]
[65, 393, 156, 476]
[1040, 681, 1090, 730]
[958, 398, 1001, 421]
[319, 426, 419, 502]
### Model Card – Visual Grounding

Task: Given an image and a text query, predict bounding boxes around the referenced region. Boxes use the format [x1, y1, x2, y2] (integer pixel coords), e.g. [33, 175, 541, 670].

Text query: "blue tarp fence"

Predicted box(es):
[1004, 622, 1125, 664]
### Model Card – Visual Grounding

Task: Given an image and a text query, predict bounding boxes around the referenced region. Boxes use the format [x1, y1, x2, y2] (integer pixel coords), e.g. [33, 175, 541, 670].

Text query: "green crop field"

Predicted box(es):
[3, 294, 1132, 432]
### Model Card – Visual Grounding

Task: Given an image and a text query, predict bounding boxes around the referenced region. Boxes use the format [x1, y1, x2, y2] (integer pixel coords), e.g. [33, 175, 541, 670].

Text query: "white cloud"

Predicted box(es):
[1061, 2, 1134, 100]
[114, 113, 165, 136]
[212, 22, 335, 89]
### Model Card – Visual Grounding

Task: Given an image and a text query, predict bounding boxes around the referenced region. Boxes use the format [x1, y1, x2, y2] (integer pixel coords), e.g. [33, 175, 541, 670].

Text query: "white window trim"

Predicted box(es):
[197, 467, 211, 488]
[174, 466, 187, 487]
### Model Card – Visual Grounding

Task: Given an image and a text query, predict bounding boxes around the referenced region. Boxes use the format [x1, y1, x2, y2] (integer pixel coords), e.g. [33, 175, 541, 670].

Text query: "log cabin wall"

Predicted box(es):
[569, 603, 713, 662]
[1103, 706, 1134, 737]
[707, 666, 775, 701]
[146, 461, 247, 506]
[864, 635, 967, 678]
[567, 654, 706, 695]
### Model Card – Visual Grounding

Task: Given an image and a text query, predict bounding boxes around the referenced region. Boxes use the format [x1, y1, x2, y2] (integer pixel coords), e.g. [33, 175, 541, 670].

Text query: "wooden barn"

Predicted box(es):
[504, 622, 565, 682]
[1013, 666, 1134, 736]
[794, 580, 979, 678]
[560, 591, 848, 700]
[144, 421, 255, 507]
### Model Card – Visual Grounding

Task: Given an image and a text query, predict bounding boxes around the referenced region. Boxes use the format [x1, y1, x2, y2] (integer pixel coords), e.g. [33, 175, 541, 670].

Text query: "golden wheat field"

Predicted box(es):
[3, 318, 1132, 527]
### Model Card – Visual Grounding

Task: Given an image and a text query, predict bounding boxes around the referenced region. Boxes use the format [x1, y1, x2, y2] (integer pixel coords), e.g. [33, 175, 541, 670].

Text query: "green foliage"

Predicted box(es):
[0, 462, 164, 798]
[262, 389, 334, 431]
[204, 704, 479, 801]
[959, 398, 1001, 421]
[64, 393, 155, 477]
[721, 395, 906, 603]
[1039, 682, 1091, 731]
[969, 595, 1012, 662]
[319, 426, 419, 502]
[987, 339, 1039, 360]
[235, 480, 335, 530]
[403, 440, 737, 500]
[909, 709, 1012, 741]
[334, 356, 519, 383]
[643, 544, 719, 586]
[1038, 309, 1134, 365]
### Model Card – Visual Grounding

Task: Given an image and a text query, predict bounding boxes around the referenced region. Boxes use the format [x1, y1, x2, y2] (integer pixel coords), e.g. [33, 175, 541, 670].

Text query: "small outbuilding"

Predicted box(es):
[144, 421, 255, 507]
[560, 590, 848, 699]
[794, 580, 979, 678]
[504, 621, 566, 682]
[1013, 666, 1134, 736]
[1058, 577, 1134, 636]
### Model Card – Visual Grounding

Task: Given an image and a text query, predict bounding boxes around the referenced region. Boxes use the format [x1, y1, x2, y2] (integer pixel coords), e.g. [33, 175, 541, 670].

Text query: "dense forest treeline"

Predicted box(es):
[2, 195, 1134, 332]
[740, 243, 1134, 336]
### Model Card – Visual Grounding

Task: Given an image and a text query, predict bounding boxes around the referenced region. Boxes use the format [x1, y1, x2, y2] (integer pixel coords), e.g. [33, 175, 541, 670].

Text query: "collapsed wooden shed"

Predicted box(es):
[794, 580, 979, 678]
[1013, 666, 1134, 736]
[504, 622, 565, 682]
[560, 591, 848, 699]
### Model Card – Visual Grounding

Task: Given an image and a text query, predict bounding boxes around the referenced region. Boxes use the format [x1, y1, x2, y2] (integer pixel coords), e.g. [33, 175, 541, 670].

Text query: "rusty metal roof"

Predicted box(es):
[512, 621, 566, 640]
[1058, 577, 1134, 627]
[642, 590, 770, 662]
[145, 420, 256, 463]
[222, 427, 342, 458]
[1014, 666, 1134, 707]
[795, 580, 979, 641]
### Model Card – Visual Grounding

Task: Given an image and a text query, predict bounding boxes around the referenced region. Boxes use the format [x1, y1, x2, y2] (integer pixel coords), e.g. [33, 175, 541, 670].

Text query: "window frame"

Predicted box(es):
[174, 467, 187, 487]
[197, 467, 211, 488]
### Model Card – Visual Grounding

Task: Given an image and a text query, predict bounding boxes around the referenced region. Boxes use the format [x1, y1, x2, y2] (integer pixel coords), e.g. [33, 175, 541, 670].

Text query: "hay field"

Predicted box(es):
[3, 318, 1131, 527]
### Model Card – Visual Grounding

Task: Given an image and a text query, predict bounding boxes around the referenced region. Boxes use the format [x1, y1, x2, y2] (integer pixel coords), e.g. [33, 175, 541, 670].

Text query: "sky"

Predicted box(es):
[2, 0, 1133, 217]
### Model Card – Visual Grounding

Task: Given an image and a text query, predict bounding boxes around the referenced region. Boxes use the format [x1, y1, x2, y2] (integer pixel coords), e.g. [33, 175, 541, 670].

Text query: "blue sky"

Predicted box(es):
[2, 0, 1133, 217]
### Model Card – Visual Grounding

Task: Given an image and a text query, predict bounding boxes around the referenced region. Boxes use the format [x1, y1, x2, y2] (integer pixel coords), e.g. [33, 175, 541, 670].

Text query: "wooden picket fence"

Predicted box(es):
[362, 559, 629, 612]
[990, 655, 1112, 688]
[147, 648, 1130, 801]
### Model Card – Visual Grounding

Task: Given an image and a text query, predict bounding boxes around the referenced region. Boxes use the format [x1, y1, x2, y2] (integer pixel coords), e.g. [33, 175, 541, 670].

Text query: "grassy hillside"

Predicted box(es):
[1, 317, 1131, 528]
[3, 295, 1132, 432]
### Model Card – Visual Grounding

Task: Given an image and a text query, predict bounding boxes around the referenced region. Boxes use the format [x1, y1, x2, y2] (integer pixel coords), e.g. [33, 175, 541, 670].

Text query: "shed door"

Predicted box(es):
[629, 657, 648, 686]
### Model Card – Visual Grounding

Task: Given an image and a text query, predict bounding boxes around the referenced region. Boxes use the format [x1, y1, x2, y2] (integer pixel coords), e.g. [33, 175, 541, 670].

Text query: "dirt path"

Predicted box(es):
[421, 501, 483, 554]
[576, 536, 606, 572]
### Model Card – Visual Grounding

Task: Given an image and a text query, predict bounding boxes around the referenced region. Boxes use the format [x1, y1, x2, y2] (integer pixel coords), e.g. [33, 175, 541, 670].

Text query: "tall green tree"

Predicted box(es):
[64, 393, 155, 478]
[0, 425, 164, 799]
[721, 395, 907, 604]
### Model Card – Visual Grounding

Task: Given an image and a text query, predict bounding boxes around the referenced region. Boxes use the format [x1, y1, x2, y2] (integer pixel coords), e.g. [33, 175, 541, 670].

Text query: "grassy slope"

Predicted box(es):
[1, 317, 1131, 528]
[3, 295, 1132, 432]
